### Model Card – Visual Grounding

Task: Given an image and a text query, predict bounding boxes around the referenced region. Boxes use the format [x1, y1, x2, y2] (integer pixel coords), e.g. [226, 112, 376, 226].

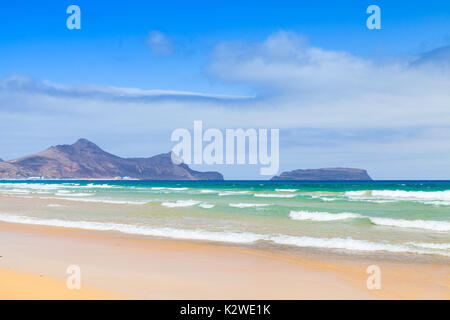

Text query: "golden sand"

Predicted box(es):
[0, 221, 448, 299]
[0, 268, 125, 299]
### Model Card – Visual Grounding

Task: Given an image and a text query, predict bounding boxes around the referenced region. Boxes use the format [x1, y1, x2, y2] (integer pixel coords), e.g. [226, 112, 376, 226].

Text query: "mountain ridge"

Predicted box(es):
[0, 139, 223, 180]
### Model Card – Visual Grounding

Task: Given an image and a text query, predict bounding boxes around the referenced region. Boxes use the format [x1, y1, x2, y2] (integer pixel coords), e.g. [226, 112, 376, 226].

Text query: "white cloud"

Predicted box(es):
[208, 30, 450, 129]
[146, 31, 173, 56]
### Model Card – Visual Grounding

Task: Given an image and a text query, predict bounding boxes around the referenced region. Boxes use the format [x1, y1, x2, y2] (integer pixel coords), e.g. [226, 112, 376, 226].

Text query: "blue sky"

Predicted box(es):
[2, 0, 450, 90]
[1, 1, 450, 179]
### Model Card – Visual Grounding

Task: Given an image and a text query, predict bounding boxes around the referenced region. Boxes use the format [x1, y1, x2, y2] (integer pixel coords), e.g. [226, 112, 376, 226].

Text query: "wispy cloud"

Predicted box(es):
[146, 31, 174, 56]
[0, 75, 251, 104]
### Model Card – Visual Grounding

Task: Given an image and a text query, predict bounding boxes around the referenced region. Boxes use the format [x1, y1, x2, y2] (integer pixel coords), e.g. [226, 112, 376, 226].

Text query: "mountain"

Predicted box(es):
[271, 168, 372, 181]
[0, 139, 223, 180]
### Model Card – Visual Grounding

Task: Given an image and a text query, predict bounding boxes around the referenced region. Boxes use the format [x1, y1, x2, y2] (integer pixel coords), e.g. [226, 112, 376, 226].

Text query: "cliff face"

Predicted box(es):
[0, 139, 223, 180]
[271, 168, 372, 181]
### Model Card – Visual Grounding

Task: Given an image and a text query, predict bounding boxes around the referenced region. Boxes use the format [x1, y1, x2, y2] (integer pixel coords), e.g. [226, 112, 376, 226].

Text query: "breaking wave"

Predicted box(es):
[369, 217, 450, 232]
[408, 242, 450, 250]
[269, 235, 442, 255]
[344, 189, 450, 205]
[254, 193, 296, 198]
[371, 190, 450, 201]
[288, 210, 450, 232]
[161, 200, 201, 208]
[289, 211, 362, 221]
[39, 196, 148, 205]
[0, 214, 447, 257]
[151, 187, 189, 191]
[198, 203, 215, 209]
[229, 203, 271, 208]
[218, 191, 252, 196]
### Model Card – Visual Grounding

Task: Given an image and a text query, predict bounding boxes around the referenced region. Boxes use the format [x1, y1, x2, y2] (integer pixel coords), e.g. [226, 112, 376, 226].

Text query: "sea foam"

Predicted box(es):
[371, 190, 450, 201]
[55, 192, 93, 197]
[0, 214, 262, 244]
[161, 200, 201, 208]
[269, 235, 435, 255]
[198, 203, 215, 209]
[151, 187, 189, 191]
[369, 217, 450, 232]
[39, 196, 148, 205]
[408, 242, 450, 250]
[229, 203, 270, 208]
[289, 211, 362, 221]
[345, 189, 450, 205]
[218, 191, 251, 196]
[254, 193, 296, 198]
[0, 213, 447, 256]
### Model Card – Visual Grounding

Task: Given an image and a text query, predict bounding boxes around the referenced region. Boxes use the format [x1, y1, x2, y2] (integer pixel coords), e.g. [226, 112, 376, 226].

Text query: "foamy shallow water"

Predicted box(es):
[0, 180, 449, 258]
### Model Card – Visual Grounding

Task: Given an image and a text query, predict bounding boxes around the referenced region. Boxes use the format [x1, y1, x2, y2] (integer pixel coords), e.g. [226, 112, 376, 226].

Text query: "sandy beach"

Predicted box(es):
[0, 220, 448, 300]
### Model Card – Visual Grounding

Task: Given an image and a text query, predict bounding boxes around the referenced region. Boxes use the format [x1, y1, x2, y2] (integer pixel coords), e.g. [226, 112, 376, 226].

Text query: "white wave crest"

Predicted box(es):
[275, 189, 297, 192]
[55, 192, 93, 197]
[254, 193, 296, 198]
[408, 242, 450, 250]
[320, 197, 338, 202]
[428, 201, 450, 206]
[218, 191, 251, 196]
[198, 203, 215, 209]
[345, 189, 450, 205]
[161, 200, 201, 208]
[289, 211, 362, 221]
[151, 187, 188, 191]
[0, 183, 61, 191]
[39, 196, 148, 205]
[372, 190, 450, 201]
[85, 183, 117, 189]
[0, 189, 31, 194]
[229, 203, 270, 208]
[370, 217, 450, 232]
[0, 213, 447, 256]
[344, 191, 368, 197]
[270, 235, 438, 255]
[200, 189, 218, 193]
[0, 214, 262, 244]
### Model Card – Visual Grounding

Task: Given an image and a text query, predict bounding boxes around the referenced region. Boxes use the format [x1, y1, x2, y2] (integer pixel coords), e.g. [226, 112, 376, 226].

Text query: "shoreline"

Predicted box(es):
[1, 221, 448, 299]
[0, 192, 448, 263]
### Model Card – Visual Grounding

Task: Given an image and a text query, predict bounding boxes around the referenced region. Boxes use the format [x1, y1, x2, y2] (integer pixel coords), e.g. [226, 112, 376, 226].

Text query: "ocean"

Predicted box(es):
[0, 180, 449, 259]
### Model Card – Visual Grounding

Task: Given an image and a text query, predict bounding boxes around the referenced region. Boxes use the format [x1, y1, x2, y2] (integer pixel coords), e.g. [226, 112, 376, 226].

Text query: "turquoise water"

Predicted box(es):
[0, 180, 449, 258]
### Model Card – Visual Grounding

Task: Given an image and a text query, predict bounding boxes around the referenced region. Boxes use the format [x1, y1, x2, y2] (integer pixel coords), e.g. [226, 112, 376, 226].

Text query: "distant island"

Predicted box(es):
[0, 139, 223, 180]
[271, 168, 372, 181]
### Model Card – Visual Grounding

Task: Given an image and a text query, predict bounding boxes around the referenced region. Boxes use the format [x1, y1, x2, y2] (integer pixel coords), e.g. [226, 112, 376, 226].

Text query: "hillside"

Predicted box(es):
[0, 139, 223, 180]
